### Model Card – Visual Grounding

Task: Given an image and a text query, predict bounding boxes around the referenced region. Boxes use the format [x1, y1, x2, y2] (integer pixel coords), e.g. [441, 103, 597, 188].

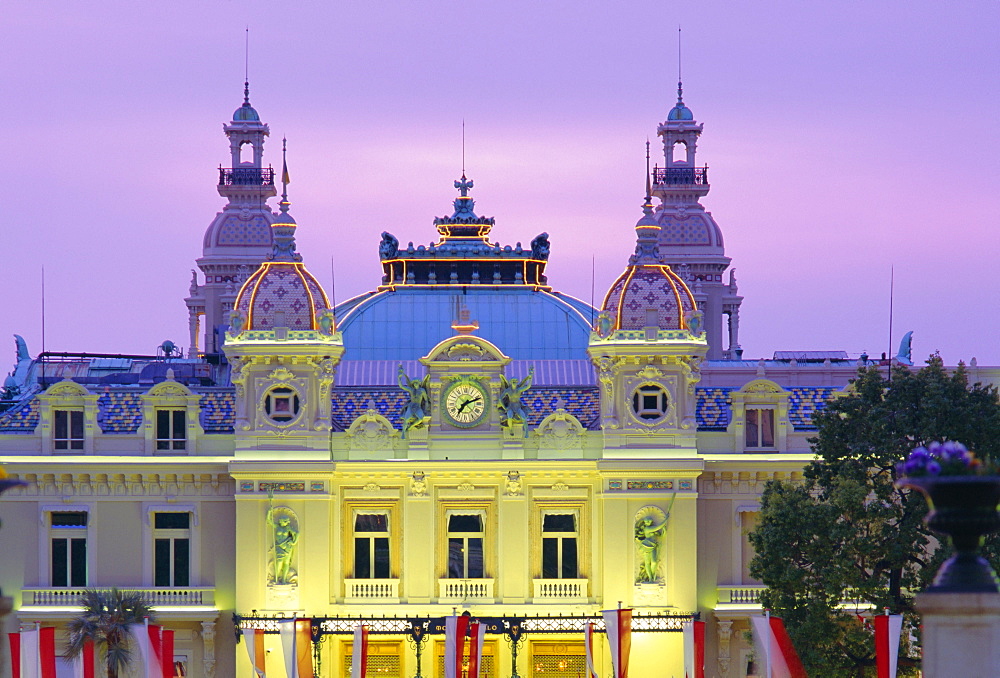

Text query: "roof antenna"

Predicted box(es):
[677, 26, 684, 104]
[244, 27, 250, 104]
[462, 119, 466, 178]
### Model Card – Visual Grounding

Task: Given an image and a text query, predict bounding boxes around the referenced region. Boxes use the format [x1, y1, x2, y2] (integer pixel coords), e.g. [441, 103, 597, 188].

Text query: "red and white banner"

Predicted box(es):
[444, 615, 470, 678]
[583, 622, 599, 678]
[602, 608, 632, 678]
[683, 620, 706, 678]
[467, 621, 486, 678]
[875, 613, 903, 678]
[278, 618, 313, 678]
[11, 626, 57, 678]
[750, 614, 807, 678]
[161, 630, 174, 678]
[71, 638, 95, 678]
[243, 629, 266, 677]
[351, 624, 369, 678]
[136, 620, 163, 678]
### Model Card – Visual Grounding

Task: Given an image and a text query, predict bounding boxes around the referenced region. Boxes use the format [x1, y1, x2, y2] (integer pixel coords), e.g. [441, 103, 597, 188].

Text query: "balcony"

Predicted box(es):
[345, 578, 400, 603]
[652, 166, 709, 186]
[20, 587, 216, 613]
[437, 578, 495, 601]
[532, 578, 589, 602]
[218, 167, 275, 187]
[716, 585, 765, 608]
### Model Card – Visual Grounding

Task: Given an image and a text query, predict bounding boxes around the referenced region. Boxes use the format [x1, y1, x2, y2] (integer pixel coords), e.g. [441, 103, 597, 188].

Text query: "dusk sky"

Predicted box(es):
[1, 2, 998, 367]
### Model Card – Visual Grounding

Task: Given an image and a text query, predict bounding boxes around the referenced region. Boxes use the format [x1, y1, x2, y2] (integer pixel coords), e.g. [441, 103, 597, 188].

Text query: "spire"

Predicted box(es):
[667, 27, 694, 122]
[244, 80, 251, 106]
[269, 137, 301, 262]
[645, 139, 652, 204]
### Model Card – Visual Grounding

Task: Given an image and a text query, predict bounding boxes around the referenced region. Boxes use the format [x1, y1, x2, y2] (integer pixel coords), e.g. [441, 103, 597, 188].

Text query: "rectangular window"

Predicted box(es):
[542, 513, 578, 579]
[354, 513, 390, 579]
[54, 410, 84, 450]
[745, 408, 775, 448]
[51, 511, 88, 587]
[156, 410, 187, 451]
[447, 514, 484, 579]
[153, 512, 190, 586]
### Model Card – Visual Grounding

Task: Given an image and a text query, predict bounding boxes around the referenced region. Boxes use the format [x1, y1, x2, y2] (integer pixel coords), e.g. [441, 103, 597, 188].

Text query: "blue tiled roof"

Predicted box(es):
[696, 387, 734, 430]
[199, 392, 235, 433]
[0, 399, 39, 433]
[789, 387, 838, 430]
[97, 393, 142, 433]
[336, 360, 596, 387]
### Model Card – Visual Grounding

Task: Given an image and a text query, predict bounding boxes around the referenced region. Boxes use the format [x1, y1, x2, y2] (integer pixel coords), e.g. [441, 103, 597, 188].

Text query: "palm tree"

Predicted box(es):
[64, 588, 155, 678]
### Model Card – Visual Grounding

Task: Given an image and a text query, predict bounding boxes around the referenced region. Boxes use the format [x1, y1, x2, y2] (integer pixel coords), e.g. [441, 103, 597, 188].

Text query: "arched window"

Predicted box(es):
[239, 141, 255, 164]
[672, 141, 688, 164]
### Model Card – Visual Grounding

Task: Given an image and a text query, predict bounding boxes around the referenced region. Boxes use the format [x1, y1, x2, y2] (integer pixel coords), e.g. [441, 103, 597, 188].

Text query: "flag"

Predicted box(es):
[583, 622, 599, 678]
[351, 624, 368, 678]
[444, 615, 470, 678]
[242, 628, 266, 677]
[279, 618, 313, 678]
[602, 608, 632, 678]
[71, 638, 95, 678]
[161, 630, 174, 678]
[467, 621, 486, 678]
[282, 159, 290, 186]
[875, 613, 903, 678]
[11, 626, 57, 678]
[683, 620, 706, 678]
[136, 620, 163, 678]
[751, 613, 808, 678]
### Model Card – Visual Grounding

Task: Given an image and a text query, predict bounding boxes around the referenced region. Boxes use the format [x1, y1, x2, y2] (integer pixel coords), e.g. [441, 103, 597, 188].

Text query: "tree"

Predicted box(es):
[748, 355, 1000, 677]
[64, 588, 156, 678]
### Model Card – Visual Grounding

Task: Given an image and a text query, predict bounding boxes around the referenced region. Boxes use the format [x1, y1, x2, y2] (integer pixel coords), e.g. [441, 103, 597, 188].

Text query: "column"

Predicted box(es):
[915, 592, 1000, 677]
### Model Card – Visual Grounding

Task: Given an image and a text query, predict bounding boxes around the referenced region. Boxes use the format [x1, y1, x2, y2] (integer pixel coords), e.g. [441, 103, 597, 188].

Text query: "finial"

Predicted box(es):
[244, 27, 250, 104]
[645, 139, 652, 202]
[269, 137, 300, 262]
[280, 136, 290, 205]
[676, 26, 684, 105]
[462, 119, 466, 177]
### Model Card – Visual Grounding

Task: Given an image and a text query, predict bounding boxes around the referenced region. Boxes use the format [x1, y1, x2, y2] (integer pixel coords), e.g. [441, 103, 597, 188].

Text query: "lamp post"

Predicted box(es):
[503, 618, 524, 678]
[406, 619, 428, 678]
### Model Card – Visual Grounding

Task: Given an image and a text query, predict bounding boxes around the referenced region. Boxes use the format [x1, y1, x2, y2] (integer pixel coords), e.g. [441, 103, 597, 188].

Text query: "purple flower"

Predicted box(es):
[897, 440, 979, 477]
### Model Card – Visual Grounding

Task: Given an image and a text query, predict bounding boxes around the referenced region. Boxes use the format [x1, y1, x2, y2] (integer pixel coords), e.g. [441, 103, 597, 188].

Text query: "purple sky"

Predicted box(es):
[1, 2, 998, 367]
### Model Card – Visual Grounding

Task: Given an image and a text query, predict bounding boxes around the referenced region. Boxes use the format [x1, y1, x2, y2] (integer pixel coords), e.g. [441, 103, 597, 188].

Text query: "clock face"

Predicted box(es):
[443, 380, 489, 428]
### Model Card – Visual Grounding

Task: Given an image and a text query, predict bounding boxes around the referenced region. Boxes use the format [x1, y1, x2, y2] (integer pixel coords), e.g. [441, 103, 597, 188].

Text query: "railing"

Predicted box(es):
[345, 579, 400, 601]
[437, 578, 495, 600]
[652, 166, 709, 186]
[218, 167, 275, 186]
[532, 578, 588, 600]
[23, 587, 215, 607]
[716, 585, 765, 605]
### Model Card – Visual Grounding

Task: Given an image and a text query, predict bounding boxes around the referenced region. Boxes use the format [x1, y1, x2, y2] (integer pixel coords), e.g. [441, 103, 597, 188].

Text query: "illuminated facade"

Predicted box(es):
[3, 84, 994, 678]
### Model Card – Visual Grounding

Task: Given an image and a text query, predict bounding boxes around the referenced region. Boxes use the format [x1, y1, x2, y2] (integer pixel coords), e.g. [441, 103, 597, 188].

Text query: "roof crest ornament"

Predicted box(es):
[268, 137, 302, 263]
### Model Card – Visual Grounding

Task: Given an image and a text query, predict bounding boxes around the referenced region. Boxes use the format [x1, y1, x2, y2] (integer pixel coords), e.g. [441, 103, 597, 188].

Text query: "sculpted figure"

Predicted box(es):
[635, 514, 669, 583]
[530, 232, 550, 260]
[498, 368, 535, 426]
[379, 231, 399, 260]
[398, 365, 431, 435]
[266, 504, 299, 585]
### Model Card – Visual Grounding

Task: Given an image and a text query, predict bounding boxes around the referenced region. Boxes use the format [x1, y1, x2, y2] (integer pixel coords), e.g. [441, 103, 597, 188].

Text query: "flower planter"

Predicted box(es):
[898, 475, 1000, 593]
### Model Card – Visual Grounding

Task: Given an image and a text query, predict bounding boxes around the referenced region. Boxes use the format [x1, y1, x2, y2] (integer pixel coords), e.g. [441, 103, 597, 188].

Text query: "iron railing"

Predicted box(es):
[652, 166, 709, 186]
[218, 167, 275, 186]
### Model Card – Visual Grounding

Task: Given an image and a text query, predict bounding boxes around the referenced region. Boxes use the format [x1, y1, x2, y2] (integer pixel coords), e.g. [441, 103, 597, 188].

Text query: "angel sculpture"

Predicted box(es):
[498, 367, 535, 426]
[398, 365, 431, 436]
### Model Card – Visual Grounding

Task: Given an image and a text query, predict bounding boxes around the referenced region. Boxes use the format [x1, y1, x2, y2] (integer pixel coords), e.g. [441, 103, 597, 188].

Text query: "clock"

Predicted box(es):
[442, 379, 490, 428]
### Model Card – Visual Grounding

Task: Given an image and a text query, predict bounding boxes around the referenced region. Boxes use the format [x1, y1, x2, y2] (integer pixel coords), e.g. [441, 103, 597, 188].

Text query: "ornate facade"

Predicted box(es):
[1, 83, 995, 678]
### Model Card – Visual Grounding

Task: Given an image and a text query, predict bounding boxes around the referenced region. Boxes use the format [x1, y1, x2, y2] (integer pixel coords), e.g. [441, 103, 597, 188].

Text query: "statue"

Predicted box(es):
[379, 231, 399, 260]
[397, 365, 431, 436]
[634, 506, 669, 583]
[266, 500, 299, 586]
[505, 470, 522, 496]
[530, 232, 550, 260]
[498, 368, 535, 426]
[896, 331, 914, 366]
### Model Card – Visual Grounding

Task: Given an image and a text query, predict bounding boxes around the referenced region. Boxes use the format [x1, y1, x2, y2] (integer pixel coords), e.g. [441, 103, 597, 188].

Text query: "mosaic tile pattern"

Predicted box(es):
[331, 389, 408, 431]
[97, 393, 142, 433]
[0, 399, 39, 433]
[236, 263, 329, 331]
[602, 265, 695, 331]
[523, 387, 600, 429]
[789, 387, 838, 431]
[199, 392, 235, 433]
[215, 215, 272, 246]
[696, 387, 734, 430]
[656, 215, 713, 245]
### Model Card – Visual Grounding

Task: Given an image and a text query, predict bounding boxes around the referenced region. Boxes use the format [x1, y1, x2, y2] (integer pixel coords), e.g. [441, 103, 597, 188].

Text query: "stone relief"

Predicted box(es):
[504, 471, 522, 496]
[534, 409, 585, 449]
[345, 407, 397, 451]
[410, 471, 427, 497]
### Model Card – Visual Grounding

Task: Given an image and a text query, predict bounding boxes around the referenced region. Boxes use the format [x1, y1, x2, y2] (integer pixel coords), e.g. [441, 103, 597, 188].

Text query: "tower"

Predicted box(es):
[185, 82, 278, 356]
[651, 82, 743, 360]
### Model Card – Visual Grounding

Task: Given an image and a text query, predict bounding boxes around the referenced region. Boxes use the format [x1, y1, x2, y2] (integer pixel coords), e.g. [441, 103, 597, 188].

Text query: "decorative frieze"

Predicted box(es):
[4, 472, 231, 497]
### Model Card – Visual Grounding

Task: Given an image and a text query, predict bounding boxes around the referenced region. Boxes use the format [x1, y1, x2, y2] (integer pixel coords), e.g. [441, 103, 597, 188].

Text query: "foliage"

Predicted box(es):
[64, 588, 155, 678]
[748, 355, 1000, 677]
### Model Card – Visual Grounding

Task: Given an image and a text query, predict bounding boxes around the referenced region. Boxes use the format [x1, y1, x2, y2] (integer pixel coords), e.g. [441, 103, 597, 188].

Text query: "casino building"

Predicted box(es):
[2, 81, 986, 677]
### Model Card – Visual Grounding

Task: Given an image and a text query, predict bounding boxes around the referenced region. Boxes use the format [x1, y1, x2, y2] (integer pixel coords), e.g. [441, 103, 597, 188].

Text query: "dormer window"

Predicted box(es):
[54, 410, 84, 451]
[728, 379, 790, 453]
[745, 408, 775, 449]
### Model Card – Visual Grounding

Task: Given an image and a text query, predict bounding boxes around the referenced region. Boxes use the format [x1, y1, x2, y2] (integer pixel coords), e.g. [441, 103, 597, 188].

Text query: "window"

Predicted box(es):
[156, 410, 187, 451]
[448, 514, 484, 579]
[542, 514, 578, 579]
[745, 408, 775, 448]
[264, 387, 300, 424]
[54, 410, 84, 450]
[631, 384, 669, 421]
[50, 511, 87, 587]
[154, 512, 190, 586]
[354, 513, 390, 579]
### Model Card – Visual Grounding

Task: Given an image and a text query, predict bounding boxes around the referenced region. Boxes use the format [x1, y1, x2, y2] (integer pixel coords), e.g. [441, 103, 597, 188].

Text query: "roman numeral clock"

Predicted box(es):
[442, 377, 490, 428]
